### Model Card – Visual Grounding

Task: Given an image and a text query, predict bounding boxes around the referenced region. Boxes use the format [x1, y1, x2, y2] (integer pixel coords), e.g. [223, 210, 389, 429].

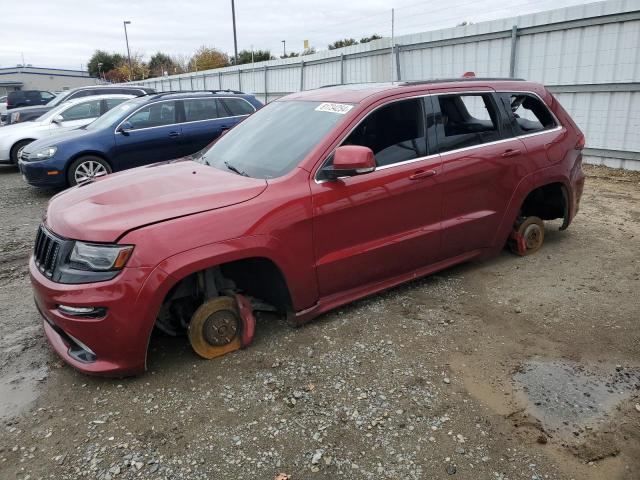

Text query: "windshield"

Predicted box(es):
[84, 98, 145, 131]
[47, 90, 73, 107]
[200, 100, 350, 179]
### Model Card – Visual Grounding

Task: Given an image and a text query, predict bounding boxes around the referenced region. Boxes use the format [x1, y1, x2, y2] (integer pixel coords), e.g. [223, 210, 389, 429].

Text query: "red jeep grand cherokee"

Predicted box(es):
[30, 78, 585, 376]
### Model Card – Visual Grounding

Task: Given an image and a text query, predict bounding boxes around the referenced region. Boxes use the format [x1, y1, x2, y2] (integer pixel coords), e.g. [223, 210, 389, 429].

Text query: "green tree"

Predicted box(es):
[233, 49, 275, 65]
[148, 52, 177, 78]
[280, 52, 300, 59]
[188, 46, 230, 71]
[360, 34, 382, 44]
[87, 50, 125, 77]
[328, 38, 358, 50]
[301, 47, 316, 56]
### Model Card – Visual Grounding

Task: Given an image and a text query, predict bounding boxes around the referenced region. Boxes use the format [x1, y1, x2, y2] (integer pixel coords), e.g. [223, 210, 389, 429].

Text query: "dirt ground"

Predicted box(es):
[0, 164, 638, 480]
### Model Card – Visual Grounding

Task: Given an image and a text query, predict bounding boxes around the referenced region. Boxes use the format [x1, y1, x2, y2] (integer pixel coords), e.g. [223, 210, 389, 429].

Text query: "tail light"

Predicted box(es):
[575, 133, 586, 150]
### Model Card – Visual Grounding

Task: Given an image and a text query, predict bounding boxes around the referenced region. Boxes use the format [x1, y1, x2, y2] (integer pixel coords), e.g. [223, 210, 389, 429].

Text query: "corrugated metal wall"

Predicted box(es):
[131, 0, 640, 170]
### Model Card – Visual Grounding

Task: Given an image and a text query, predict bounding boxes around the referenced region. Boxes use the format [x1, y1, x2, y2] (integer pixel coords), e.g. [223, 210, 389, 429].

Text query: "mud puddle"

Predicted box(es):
[514, 359, 640, 442]
[0, 365, 48, 421]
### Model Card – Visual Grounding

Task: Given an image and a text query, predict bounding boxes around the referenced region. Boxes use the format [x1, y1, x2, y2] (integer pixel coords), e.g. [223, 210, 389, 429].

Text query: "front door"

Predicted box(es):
[311, 97, 443, 297]
[113, 100, 183, 169]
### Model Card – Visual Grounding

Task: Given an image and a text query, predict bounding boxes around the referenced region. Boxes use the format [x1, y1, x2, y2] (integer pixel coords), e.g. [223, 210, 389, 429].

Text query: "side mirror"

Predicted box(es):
[322, 145, 375, 180]
[52, 115, 64, 124]
[118, 121, 134, 135]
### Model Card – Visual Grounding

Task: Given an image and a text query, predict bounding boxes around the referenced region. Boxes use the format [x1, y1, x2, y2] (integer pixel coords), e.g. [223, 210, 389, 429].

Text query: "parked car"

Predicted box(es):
[28, 77, 585, 375]
[6, 90, 56, 110]
[19, 90, 262, 187]
[0, 95, 133, 165]
[0, 96, 7, 125]
[4, 85, 155, 125]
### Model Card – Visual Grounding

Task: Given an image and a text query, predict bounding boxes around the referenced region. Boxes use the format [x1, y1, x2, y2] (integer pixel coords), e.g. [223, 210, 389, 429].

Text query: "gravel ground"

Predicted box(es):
[0, 164, 639, 480]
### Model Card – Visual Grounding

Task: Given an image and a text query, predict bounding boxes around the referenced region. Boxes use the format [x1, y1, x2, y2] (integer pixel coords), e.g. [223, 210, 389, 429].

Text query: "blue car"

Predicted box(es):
[18, 90, 262, 188]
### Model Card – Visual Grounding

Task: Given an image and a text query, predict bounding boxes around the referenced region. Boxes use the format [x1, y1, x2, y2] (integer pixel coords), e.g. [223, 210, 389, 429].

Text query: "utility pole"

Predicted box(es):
[231, 0, 239, 65]
[390, 8, 395, 83]
[123, 20, 133, 81]
[282, 40, 286, 57]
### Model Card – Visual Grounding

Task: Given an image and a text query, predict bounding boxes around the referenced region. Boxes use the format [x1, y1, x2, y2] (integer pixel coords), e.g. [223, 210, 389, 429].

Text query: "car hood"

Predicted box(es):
[46, 160, 268, 242]
[22, 127, 93, 154]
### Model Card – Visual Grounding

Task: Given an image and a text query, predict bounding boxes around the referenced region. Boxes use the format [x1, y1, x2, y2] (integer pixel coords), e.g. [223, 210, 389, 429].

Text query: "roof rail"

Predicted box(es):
[403, 77, 525, 85]
[143, 89, 246, 100]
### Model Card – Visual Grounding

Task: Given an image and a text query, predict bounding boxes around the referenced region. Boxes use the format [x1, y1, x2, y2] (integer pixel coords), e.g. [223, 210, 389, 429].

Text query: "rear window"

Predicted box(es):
[219, 98, 255, 116]
[509, 94, 557, 134]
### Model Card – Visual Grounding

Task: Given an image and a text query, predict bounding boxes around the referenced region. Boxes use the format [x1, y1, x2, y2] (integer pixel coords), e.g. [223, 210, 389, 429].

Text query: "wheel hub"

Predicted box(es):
[75, 161, 107, 184]
[523, 224, 542, 249]
[202, 310, 239, 346]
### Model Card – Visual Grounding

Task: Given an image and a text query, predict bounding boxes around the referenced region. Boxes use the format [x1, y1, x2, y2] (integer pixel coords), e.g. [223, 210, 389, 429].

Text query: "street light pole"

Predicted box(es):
[231, 0, 238, 65]
[282, 40, 286, 57]
[123, 20, 133, 81]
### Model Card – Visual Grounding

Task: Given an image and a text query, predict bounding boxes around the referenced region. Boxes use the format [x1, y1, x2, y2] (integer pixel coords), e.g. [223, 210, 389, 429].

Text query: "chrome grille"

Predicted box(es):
[34, 226, 62, 278]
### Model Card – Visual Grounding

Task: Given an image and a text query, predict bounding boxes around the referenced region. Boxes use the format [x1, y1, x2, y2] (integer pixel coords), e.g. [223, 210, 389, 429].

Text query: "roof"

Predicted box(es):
[281, 78, 543, 104]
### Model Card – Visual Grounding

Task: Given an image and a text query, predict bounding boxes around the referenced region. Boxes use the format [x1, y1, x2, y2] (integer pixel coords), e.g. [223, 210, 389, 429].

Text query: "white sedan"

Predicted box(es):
[0, 94, 133, 164]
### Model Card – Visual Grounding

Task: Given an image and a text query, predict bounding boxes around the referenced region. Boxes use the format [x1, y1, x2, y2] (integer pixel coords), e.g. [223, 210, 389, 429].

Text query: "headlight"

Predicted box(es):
[69, 242, 134, 271]
[27, 146, 57, 161]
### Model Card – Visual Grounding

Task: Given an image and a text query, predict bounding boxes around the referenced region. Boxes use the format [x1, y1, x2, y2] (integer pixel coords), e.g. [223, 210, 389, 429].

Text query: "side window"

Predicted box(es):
[219, 98, 255, 117]
[126, 101, 176, 129]
[509, 93, 557, 134]
[342, 98, 426, 168]
[60, 100, 102, 121]
[434, 93, 502, 153]
[41, 92, 55, 101]
[105, 98, 128, 110]
[183, 99, 220, 122]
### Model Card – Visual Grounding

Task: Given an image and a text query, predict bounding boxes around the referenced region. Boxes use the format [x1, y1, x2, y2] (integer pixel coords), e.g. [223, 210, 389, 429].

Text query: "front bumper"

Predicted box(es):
[30, 257, 168, 376]
[18, 158, 67, 187]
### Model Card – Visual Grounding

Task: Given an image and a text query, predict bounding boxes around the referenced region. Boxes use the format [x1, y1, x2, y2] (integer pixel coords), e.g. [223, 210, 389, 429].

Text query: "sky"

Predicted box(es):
[1, 0, 598, 71]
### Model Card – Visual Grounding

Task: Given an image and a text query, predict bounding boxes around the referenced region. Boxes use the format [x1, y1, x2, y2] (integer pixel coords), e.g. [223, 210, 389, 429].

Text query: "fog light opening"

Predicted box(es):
[57, 305, 106, 318]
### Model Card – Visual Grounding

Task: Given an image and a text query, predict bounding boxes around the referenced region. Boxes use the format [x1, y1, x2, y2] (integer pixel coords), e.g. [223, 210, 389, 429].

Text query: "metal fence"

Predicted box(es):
[130, 0, 640, 171]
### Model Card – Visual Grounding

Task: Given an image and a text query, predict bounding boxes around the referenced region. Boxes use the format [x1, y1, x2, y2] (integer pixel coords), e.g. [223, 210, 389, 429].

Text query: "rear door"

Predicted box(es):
[311, 95, 443, 297]
[179, 98, 226, 155]
[113, 100, 182, 169]
[431, 89, 526, 259]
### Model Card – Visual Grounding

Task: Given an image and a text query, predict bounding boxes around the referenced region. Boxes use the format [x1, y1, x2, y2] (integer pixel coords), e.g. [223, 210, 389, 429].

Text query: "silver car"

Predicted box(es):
[0, 94, 133, 165]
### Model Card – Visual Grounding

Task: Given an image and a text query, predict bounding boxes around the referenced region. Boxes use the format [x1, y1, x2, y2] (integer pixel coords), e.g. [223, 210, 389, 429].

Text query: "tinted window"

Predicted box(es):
[435, 93, 501, 153]
[105, 97, 129, 109]
[127, 101, 176, 129]
[200, 101, 346, 179]
[41, 92, 55, 101]
[509, 94, 556, 133]
[60, 99, 102, 121]
[184, 98, 220, 122]
[342, 98, 426, 167]
[26, 91, 42, 101]
[219, 98, 255, 116]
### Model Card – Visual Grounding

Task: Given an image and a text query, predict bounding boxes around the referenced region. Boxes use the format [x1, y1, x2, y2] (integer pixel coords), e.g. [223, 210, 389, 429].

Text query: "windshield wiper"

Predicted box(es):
[224, 161, 249, 177]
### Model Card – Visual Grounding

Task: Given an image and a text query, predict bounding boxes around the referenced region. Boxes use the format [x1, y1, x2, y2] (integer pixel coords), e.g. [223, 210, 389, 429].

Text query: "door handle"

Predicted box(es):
[501, 148, 522, 158]
[409, 169, 437, 180]
[168, 131, 182, 138]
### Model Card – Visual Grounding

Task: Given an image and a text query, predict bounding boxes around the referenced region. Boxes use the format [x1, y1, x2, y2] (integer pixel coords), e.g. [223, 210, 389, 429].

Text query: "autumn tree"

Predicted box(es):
[148, 52, 177, 78]
[188, 46, 229, 71]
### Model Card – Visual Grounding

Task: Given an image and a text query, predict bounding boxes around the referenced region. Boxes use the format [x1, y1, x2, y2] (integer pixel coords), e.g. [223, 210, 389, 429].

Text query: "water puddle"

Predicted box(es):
[0, 366, 48, 421]
[514, 359, 640, 441]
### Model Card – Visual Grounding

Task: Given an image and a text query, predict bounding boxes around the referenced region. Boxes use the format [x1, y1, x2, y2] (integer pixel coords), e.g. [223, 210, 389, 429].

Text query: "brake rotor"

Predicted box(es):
[188, 296, 242, 359]
[511, 216, 545, 256]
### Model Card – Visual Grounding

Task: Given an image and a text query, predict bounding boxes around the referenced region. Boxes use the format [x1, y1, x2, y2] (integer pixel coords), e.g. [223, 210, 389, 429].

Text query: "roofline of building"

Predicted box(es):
[0, 65, 90, 74]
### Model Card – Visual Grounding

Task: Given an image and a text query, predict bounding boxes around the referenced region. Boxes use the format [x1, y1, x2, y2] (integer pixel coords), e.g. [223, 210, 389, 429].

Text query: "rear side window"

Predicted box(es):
[342, 98, 426, 167]
[219, 98, 255, 116]
[183, 98, 220, 122]
[26, 91, 42, 101]
[126, 101, 176, 129]
[105, 98, 128, 110]
[60, 100, 102, 121]
[509, 94, 557, 134]
[435, 93, 501, 153]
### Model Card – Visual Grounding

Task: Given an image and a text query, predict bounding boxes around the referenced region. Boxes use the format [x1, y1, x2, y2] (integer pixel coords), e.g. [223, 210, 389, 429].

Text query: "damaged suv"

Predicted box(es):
[30, 78, 585, 375]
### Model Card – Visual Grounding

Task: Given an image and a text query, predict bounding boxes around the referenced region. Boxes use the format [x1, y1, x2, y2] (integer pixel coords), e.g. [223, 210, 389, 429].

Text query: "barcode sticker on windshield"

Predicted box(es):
[315, 103, 353, 114]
